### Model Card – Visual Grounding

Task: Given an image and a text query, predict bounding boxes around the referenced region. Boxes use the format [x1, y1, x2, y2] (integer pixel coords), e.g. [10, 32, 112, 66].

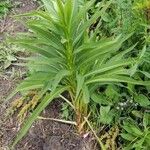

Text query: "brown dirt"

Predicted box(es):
[0, 1, 96, 150]
[0, 0, 38, 38]
[0, 78, 94, 150]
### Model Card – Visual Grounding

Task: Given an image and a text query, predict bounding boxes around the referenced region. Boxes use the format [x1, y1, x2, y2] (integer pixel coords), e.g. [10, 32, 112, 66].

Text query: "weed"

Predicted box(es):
[0, 0, 12, 18]
[0, 42, 17, 71]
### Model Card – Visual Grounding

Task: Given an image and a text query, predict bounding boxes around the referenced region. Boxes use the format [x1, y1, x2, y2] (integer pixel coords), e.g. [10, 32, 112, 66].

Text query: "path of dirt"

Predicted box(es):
[0, 1, 96, 150]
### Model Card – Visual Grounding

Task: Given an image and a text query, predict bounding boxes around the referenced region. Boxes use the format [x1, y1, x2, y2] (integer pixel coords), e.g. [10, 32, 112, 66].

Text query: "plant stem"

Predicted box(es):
[59, 94, 75, 110]
[84, 117, 106, 150]
[38, 116, 77, 126]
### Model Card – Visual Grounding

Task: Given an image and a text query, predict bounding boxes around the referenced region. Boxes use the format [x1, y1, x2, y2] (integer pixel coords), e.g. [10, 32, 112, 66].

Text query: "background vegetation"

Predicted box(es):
[1, 0, 150, 149]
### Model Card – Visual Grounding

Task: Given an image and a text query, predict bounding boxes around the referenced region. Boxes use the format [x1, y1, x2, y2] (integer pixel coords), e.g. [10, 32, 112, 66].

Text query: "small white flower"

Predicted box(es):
[123, 102, 127, 106]
[116, 107, 120, 110]
[119, 103, 124, 106]
[83, 132, 89, 138]
[130, 100, 133, 103]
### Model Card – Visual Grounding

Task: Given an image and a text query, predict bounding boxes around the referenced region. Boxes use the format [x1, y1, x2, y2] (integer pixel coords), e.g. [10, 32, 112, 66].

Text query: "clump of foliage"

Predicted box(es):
[87, 0, 150, 149]
[6, 0, 150, 149]
[0, 0, 12, 18]
[0, 42, 18, 71]
[121, 112, 150, 149]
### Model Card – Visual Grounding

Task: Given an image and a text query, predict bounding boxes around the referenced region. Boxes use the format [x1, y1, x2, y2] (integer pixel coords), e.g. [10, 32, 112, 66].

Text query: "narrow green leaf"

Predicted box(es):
[16, 81, 44, 91]
[132, 138, 144, 148]
[140, 71, 150, 78]
[51, 70, 70, 92]
[109, 44, 137, 62]
[74, 0, 112, 45]
[85, 59, 134, 77]
[41, 0, 56, 16]
[82, 84, 90, 104]
[11, 86, 68, 148]
[75, 74, 84, 100]
[120, 133, 135, 141]
[139, 45, 146, 59]
[143, 113, 150, 128]
[86, 75, 150, 86]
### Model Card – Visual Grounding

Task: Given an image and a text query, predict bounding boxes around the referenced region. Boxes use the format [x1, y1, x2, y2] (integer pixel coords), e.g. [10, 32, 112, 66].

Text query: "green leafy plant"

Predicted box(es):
[0, 0, 12, 18]
[121, 113, 150, 149]
[0, 42, 17, 70]
[7, 0, 150, 148]
[134, 94, 150, 107]
[61, 102, 73, 120]
[99, 106, 114, 124]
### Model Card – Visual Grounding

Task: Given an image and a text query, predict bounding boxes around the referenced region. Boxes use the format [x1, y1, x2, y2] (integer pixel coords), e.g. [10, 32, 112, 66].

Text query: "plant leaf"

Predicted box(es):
[134, 94, 150, 107]
[11, 86, 68, 148]
[143, 112, 150, 128]
[120, 133, 135, 141]
[100, 106, 113, 124]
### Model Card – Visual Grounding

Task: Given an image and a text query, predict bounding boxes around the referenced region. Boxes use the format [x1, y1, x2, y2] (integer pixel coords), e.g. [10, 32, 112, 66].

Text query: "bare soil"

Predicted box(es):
[0, 78, 94, 150]
[0, 0, 96, 150]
